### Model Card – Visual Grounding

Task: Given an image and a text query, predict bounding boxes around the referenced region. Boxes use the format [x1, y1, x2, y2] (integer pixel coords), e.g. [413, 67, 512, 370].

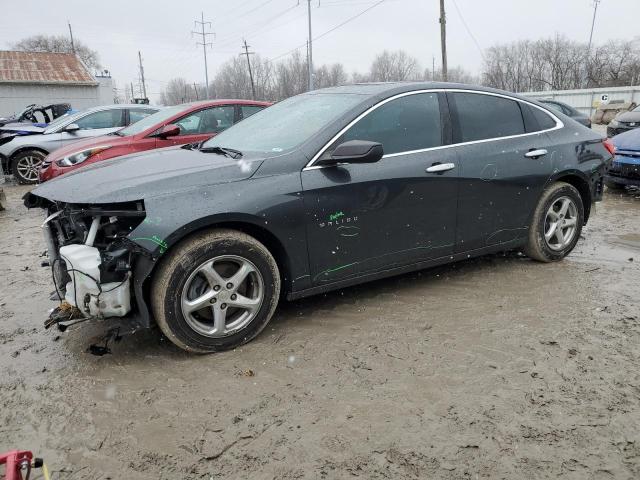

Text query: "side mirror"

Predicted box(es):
[157, 124, 181, 139]
[63, 123, 80, 132]
[317, 140, 383, 167]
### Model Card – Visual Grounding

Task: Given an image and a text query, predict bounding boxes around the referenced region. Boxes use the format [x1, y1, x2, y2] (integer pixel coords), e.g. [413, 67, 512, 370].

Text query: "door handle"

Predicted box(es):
[426, 162, 455, 173]
[525, 149, 548, 159]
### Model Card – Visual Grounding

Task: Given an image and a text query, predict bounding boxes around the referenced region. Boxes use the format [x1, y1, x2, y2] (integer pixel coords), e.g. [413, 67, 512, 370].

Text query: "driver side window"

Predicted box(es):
[174, 106, 235, 135]
[326, 92, 442, 157]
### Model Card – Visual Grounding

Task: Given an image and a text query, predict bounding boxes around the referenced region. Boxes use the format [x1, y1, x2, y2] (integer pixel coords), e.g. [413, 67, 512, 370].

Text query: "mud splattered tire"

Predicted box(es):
[12, 150, 45, 184]
[151, 229, 280, 353]
[525, 182, 584, 263]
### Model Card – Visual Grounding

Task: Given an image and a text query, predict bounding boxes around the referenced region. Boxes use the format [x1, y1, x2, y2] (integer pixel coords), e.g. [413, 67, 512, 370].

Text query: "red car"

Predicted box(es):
[39, 99, 271, 182]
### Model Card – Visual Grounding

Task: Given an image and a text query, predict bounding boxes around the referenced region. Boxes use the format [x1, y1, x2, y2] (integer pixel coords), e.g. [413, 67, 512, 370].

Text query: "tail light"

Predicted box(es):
[603, 138, 616, 155]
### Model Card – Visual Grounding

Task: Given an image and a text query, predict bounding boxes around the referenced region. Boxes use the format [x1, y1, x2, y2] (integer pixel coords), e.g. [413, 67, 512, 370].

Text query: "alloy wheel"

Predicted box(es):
[16, 155, 42, 182]
[180, 255, 264, 338]
[544, 196, 578, 251]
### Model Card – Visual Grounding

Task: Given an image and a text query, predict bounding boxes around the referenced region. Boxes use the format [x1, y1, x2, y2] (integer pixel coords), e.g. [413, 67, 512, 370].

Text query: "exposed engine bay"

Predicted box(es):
[31, 196, 151, 327]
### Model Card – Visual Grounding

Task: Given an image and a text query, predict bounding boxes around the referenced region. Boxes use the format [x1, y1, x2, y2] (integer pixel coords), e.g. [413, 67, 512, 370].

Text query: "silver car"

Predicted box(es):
[0, 104, 159, 184]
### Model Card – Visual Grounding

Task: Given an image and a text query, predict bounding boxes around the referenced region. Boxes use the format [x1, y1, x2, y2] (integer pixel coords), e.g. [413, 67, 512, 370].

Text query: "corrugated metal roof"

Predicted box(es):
[0, 51, 97, 85]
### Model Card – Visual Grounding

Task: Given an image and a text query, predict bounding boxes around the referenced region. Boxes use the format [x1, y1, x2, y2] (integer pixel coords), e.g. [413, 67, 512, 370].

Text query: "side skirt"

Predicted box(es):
[286, 238, 525, 301]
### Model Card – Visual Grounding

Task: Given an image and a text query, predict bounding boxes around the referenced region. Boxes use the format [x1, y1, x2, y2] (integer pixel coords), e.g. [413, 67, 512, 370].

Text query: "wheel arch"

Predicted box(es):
[546, 171, 592, 223]
[10, 146, 49, 165]
[143, 214, 294, 301]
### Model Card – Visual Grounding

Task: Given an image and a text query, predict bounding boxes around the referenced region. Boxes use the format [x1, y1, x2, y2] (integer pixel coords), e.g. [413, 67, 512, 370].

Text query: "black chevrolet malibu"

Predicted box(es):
[25, 83, 614, 353]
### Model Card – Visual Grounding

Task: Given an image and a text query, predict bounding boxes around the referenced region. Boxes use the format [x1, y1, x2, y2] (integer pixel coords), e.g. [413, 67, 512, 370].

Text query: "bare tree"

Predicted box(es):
[483, 35, 640, 92]
[12, 34, 101, 70]
[424, 65, 478, 84]
[159, 78, 199, 106]
[370, 50, 419, 82]
[315, 63, 348, 89]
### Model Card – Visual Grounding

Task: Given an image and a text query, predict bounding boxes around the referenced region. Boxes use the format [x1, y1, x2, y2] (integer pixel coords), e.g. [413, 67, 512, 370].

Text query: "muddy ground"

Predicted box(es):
[1, 182, 639, 479]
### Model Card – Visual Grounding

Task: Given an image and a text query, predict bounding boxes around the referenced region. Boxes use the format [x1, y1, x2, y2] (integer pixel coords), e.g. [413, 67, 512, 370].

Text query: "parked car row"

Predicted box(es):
[0, 99, 270, 184]
[24, 82, 614, 353]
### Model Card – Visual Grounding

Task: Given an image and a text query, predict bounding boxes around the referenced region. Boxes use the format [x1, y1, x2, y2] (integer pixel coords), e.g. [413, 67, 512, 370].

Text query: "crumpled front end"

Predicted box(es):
[24, 192, 155, 328]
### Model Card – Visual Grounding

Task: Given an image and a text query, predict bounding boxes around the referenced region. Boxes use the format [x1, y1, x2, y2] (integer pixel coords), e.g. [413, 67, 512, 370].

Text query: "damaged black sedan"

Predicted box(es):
[24, 83, 613, 353]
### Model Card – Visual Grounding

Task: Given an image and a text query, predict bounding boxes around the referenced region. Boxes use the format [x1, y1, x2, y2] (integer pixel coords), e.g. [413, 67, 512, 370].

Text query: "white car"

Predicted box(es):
[0, 104, 159, 184]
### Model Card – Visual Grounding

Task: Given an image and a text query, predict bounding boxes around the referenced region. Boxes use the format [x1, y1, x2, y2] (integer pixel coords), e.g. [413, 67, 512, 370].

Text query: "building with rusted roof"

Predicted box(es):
[0, 51, 113, 117]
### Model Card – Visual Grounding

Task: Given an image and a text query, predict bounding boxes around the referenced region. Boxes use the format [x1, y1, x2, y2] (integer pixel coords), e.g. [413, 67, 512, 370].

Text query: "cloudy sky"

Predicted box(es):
[2, 0, 639, 101]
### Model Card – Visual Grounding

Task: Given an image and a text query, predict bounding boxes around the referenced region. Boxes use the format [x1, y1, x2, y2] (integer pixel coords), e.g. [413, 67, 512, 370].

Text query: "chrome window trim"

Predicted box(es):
[303, 88, 563, 170]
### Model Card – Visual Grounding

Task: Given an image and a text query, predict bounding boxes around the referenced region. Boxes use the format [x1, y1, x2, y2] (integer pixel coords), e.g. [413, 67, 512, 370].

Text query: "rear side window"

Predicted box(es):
[332, 92, 442, 156]
[75, 109, 125, 129]
[129, 108, 157, 124]
[239, 105, 264, 120]
[450, 92, 525, 142]
[530, 106, 558, 130]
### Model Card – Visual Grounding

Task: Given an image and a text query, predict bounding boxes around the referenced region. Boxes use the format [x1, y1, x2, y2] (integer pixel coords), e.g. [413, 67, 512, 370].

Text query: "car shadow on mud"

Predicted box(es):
[68, 250, 533, 361]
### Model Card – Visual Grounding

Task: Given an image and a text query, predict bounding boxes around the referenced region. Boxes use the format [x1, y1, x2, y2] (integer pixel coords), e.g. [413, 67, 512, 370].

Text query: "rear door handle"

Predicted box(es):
[426, 162, 455, 173]
[525, 149, 548, 159]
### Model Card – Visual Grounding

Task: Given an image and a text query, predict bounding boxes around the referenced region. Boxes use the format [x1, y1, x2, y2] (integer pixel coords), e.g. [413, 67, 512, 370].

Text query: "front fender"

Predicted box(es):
[128, 171, 310, 292]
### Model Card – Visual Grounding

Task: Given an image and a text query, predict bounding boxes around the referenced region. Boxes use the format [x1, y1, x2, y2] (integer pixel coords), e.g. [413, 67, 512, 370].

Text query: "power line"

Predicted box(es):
[439, 0, 447, 81]
[450, 0, 484, 61]
[214, 4, 301, 49]
[269, 0, 386, 63]
[306, 0, 314, 90]
[240, 39, 257, 100]
[138, 51, 147, 99]
[192, 12, 215, 98]
[588, 0, 601, 51]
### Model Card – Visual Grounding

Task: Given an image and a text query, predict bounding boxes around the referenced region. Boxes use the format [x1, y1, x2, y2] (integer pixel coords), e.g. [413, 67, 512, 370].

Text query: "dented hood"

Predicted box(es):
[28, 146, 264, 204]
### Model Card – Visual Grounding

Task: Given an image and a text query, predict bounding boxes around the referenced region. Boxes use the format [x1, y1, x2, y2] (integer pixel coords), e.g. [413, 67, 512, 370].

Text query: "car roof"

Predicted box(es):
[84, 104, 161, 111]
[304, 81, 543, 104]
[166, 99, 272, 109]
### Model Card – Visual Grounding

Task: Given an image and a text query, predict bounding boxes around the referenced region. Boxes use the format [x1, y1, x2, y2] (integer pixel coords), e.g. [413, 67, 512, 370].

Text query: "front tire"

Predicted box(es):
[12, 150, 46, 184]
[151, 229, 280, 353]
[524, 182, 584, 263]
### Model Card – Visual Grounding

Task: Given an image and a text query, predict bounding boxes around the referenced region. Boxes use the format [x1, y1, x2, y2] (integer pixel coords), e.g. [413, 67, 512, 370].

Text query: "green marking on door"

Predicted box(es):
[329, 211, 345, 221]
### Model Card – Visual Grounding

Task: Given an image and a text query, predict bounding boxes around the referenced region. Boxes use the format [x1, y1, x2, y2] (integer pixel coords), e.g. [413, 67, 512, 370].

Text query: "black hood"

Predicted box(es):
[29, 146, 264, 204]
[616, 110, 640, 123]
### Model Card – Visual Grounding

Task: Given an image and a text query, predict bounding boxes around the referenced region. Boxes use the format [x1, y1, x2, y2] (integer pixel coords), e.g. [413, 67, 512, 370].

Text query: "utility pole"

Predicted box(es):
[439, 0, 448, 82]
[240, 39, 256, 100]
[67, 21, 76, 55]
[306, 0, 314, 90]
[138, 51, 147, 99]
[192, 12, 214, 99]
[432, 56, 435, 81]
[588, 0, 601, 51]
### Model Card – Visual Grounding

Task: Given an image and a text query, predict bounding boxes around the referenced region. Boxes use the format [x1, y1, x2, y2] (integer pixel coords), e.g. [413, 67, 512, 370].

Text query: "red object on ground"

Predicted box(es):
[39, 99, 271, 182]
[0, 450, 33, 480]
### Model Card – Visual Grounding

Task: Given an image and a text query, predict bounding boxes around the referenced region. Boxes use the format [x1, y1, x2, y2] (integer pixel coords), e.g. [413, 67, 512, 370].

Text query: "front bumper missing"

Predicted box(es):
[40, 206, 156, 331]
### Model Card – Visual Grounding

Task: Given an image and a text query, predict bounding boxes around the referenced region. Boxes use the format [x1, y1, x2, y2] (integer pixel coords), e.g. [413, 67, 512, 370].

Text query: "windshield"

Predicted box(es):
[117, 105, 182, 136]
[44, 110, 86, 132]
[202, 93, 364, 154]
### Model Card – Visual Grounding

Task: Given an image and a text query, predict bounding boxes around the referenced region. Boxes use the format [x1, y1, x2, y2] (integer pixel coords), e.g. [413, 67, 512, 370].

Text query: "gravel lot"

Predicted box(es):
[1, 178, 639, 479]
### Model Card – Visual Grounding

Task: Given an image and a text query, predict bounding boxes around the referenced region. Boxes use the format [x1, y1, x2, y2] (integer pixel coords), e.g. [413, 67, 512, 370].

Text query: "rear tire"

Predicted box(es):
[12, 150, 45, 184]
[524, 182, 584, 263]
[151, 229, 280, 353]
[605, 179, 626, 191]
